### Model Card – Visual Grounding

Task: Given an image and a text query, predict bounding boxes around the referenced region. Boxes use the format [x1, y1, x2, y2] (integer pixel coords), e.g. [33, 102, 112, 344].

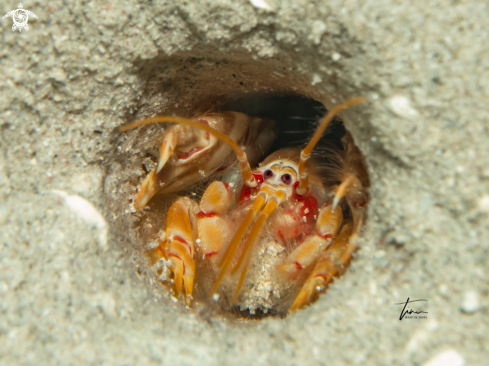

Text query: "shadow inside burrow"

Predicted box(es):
[105, 55, 369, 320]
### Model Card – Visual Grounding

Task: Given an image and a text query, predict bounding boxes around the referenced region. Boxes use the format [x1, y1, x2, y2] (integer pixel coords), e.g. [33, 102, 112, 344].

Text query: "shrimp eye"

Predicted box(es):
[264, 169, 273, 179]
[281, 174, 292, 185]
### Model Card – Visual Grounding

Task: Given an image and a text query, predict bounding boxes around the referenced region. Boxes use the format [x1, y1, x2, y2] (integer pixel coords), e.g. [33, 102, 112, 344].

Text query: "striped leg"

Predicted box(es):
[164, 197, 198, 305]
[278, 203, 343, 277]
[196, 181, 233, 263]
[290, 223, 354, 312]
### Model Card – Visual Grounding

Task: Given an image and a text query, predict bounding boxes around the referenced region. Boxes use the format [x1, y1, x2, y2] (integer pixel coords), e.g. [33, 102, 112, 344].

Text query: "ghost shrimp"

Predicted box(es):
[119, 98, 368, 314]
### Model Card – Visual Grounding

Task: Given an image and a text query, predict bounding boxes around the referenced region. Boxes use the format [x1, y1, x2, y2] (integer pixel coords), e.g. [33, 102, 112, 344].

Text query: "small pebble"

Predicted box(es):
[387, 95, 419, 119]
[311, 73, 322, 85]
[422, 349, 465, 366]
[331, 52, 341, 61]
[478, 195, 489, 213]
[249, 0, 272, 10]
[461, 290, 479, 313]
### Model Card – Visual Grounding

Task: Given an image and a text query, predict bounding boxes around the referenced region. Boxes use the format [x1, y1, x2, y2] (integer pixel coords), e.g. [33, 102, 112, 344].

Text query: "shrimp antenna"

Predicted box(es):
[119, 116, 257, 187]
[296, 97, 367, 194]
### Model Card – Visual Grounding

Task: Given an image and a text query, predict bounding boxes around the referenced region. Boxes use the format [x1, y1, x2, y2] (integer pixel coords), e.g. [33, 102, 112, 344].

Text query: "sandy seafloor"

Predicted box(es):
[1, 0, 488, 365]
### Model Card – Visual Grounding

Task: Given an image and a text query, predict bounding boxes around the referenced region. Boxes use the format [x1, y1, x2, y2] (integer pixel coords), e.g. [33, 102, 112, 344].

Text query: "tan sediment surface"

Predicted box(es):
[1, 1, 488, 365]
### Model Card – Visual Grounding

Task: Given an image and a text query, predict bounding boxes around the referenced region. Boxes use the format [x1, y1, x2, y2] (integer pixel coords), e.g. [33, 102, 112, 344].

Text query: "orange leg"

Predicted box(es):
[163, 181, 234, 305]
[290, 133, 369, 312]
[332, 173, 367, 231]
[334, 132, 369, 231]
[164, 197, 198, 305]
[290, 223, 354, 312]
[278, 203, 343, 277]
[196, 181, 233, 263]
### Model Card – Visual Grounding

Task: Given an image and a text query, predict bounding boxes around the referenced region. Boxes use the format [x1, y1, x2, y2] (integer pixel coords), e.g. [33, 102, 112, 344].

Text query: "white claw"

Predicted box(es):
[157, 144, 174, 173]
[140, 192, 150, 208]
[332, 174, 356, 212]
[332, 193, 341, 212]
[157, 128, 178, 173]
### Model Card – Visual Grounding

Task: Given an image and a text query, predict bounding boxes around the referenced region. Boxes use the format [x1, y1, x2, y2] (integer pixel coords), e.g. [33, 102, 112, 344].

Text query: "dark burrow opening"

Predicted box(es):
[218, 94, 345, 153]
[110, 91, 369, 320]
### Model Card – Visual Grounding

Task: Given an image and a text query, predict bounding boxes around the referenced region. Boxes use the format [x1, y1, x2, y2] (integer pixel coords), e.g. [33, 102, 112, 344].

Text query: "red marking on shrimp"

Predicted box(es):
[314, 274, 328, 282]
[301, 196, 318, 221]
[176, 119, 212, 160]
[238, 172, 264, 202]
[177, 147, 205, 160]
[292, 181, 311, 200]
[172, 236, 192, 254]
[173, 236, 189, 245]
[318, 233, 333, 240]
[198, 211, 217, 218]
[353, 201, 366, 208]
[277, 230, 285, 241]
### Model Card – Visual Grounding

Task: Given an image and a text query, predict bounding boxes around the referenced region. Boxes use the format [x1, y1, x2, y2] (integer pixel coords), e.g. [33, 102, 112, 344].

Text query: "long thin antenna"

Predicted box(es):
[296, 97, 367, 194]
[229, 189, 286, 304]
